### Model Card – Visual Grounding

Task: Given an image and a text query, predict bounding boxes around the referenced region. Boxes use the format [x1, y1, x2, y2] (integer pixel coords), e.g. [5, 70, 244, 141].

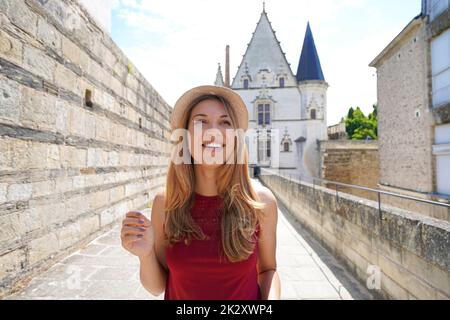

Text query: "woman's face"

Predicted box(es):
[187, 98, 236, 167]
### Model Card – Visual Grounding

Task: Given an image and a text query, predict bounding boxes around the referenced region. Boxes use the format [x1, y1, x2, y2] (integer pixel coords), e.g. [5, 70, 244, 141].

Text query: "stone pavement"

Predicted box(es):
[4, 179, 373, 300]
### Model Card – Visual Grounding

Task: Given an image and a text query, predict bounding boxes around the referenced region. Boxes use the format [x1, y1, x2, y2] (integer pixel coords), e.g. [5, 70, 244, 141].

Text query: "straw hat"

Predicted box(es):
[170, 85, 249, 132]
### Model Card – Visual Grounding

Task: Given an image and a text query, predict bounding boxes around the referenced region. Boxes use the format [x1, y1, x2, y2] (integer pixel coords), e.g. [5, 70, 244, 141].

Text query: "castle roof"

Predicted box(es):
[296, 22, 325, 82]
[231, 9, 296, 88]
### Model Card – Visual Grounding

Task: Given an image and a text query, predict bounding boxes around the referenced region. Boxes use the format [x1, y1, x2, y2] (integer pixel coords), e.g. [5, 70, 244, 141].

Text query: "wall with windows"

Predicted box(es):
[433, 124, 450, 195]
[371, 18, 435, 195]
[239, 88, 303, 169]
[429, 0, 450, 21]
[431, 28, 450, 107]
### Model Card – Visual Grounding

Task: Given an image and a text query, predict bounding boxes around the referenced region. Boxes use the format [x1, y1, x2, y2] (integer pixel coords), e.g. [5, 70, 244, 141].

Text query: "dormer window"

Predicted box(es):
[310, 109, 316, 120]
[243, 79, 249, 89]
[279, 77, 285, 88]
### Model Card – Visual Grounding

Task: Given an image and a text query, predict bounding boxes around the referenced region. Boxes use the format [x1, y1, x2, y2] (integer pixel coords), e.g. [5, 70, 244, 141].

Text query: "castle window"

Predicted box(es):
[258, 104, 271, 126]
[279, 77, 285, 88]
[243, 79, 249, 89]
[257, 130, 271, 163]
[310, 109, 316, 120]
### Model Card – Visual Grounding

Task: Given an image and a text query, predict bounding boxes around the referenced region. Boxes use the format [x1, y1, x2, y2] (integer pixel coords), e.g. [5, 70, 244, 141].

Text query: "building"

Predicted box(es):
[215, 7, 329, 178]
[327, 121, 347, 140]
[370, 0, 450, 218]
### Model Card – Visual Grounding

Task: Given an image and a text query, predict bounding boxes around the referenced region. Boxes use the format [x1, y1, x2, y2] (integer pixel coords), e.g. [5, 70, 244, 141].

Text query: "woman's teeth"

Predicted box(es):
[202, 143, 223, 149]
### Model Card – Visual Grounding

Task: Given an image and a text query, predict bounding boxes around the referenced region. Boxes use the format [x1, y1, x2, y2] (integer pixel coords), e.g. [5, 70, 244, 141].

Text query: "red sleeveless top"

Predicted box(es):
[164, 192, 261, 300]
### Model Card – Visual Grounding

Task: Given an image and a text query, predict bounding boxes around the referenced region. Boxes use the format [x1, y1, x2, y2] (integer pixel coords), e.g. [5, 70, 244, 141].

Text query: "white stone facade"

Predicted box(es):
[227, 11, 328, 178]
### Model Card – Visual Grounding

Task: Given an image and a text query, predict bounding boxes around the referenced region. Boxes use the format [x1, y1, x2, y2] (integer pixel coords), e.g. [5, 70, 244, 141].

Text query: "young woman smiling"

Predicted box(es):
[121, 85, 281, 300]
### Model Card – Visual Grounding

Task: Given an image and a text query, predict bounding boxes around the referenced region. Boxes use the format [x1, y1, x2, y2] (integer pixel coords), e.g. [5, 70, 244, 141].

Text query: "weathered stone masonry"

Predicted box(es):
[319, 140, 379, 201]
[0, 0, 172, 297]
[260, 169, 450, 300]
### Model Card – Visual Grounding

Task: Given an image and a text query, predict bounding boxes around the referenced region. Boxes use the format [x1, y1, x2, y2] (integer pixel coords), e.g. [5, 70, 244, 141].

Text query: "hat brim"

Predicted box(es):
[170, 85, 249, 132]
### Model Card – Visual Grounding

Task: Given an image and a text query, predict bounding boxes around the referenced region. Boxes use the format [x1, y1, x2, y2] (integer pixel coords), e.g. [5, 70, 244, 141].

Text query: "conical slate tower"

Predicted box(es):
[296, 22, 325, 82]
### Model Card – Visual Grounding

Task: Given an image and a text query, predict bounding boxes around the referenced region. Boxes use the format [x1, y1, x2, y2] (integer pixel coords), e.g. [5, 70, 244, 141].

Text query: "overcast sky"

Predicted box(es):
[110, 0, 421, 126]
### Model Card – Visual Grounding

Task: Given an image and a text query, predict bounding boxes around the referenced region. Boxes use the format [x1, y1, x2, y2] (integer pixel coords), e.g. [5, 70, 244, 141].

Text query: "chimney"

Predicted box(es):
[225, 45, 230, 87]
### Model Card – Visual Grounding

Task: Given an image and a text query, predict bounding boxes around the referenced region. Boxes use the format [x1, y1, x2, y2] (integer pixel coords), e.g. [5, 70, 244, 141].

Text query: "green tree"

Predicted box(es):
[344, 105, 378, 140]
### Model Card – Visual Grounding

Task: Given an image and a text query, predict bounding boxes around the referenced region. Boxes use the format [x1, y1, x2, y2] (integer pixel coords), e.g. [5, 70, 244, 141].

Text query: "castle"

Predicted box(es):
[215, 6, 329, 178]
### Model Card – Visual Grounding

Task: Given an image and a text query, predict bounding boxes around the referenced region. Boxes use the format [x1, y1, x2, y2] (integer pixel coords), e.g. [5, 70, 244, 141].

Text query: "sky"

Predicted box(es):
[110, 0, 422, 126]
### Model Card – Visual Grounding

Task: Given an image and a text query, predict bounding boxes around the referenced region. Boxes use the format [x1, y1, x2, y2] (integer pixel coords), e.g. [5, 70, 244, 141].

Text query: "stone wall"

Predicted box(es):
[373, 17, 435, 195]
[260, 169, 450, 300]
[319, 140, 379, 201]
[0, 0, 172, 297]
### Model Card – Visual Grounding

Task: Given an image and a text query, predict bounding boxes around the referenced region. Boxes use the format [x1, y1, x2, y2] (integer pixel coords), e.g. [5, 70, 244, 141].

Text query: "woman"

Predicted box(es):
[121, 85, 281, 300]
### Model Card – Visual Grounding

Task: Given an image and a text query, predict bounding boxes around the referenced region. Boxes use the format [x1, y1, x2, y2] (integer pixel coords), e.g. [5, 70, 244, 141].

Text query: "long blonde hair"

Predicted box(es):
[163, 94, 267, 262]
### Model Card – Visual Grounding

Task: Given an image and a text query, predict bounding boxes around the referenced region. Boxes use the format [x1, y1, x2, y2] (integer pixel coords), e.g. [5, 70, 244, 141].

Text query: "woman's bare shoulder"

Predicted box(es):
[150, 191, 166, 223]
[251, 181, 277, 205]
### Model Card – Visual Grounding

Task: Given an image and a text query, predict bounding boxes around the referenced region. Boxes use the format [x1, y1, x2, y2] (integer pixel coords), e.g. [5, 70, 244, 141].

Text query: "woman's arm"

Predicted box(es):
[140, 192, 168, 296]
[138, 249, 167, 296]
[256, 187, 281, 300]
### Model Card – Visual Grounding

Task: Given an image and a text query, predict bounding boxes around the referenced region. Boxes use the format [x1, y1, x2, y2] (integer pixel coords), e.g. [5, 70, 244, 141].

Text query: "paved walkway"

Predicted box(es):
[5, 180, 373, 300]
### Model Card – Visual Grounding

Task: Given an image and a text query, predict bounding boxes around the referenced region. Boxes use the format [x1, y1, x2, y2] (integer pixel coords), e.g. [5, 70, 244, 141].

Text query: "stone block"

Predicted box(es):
[0, 76, 20, 124]
[37, 17, 62, 53]
[55, 176, 72, 194]
[62, 145, 87, 168]
[7, 183, 32, 201]
[84, 112, 96, 140]
[79, 215, 99, 239]
[65, 195, 89, 220]
[0, 183, 7, 203]
[57, 222, 81, 250]
[46, 143, 61, 169]
[109, 186, 125, 203]
[88, 190, 109, 210]
[28, 142, 51, 169]
[100, 207, 114, 227]
[34, 201, 66, 228]
[72, 175, 85, 190]
[54, 100, 69, 135]
[0, 138, 13, 170]
[28, 232, 59, 265]
[31, 179, 55, 198]
[55, 64, 80, 94]
[0, 248, 26, 281]
[0, 0, 37, 37]
[20, 86, 57, 132]
[421, 222, 450, 270]
[95, 116, 110, 142]
[380, 273, 408, 300]
[401, 248, 450, 296]
[0, 29, 23, 66]
[68, 106, 86, 137]
[23, 45, 56, 82]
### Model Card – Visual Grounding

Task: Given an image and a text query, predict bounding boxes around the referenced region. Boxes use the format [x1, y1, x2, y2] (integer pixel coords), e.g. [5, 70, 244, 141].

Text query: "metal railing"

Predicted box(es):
[261, 169, 450, 220]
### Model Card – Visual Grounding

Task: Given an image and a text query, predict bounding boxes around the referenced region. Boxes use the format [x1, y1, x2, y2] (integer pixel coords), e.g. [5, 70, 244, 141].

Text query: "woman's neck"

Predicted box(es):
[194, 165, 219, 196]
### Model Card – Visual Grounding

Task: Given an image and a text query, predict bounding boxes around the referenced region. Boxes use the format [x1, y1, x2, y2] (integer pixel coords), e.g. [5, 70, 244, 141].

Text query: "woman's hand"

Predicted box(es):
[121, 211, 155, 258]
